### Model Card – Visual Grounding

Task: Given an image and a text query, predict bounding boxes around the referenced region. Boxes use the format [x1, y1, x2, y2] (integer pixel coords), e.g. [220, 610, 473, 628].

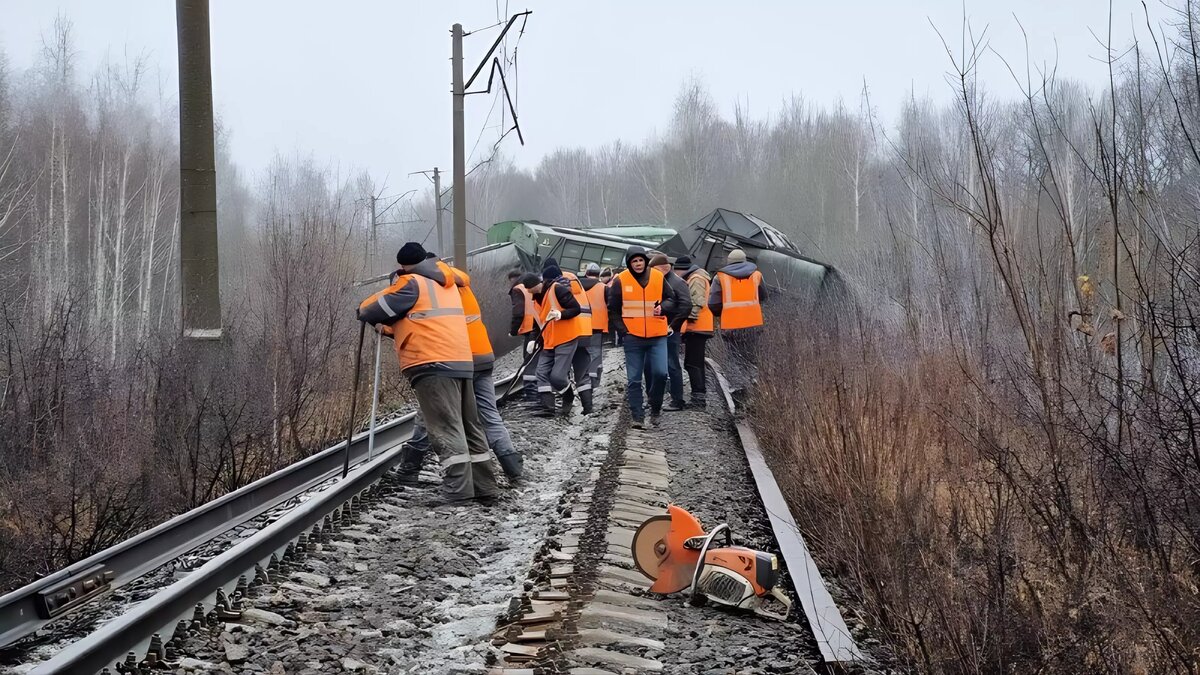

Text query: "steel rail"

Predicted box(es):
[706, 358, 863, 666]
[31, 435, 406, 674]
[22, 371, 517, 674]
[0, 373, 512, 650]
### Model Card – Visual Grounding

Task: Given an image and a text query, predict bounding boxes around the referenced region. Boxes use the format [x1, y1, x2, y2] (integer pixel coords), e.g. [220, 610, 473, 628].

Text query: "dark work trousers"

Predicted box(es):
[406, 370, 518, 466]
[666, 329, 684, 404]
[520, 333, 539, 401]
[536, 337, 591, 394]
[587, 331, 605, 390]
[646, 330, 684, 405]
[682, 332, 711, 396]
[412, 375, 498, 501]
[623, 334, 667, 421]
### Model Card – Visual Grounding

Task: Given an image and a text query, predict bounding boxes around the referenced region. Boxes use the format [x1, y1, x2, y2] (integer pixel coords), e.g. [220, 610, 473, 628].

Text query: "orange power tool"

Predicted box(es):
[630, 505, 792, 620]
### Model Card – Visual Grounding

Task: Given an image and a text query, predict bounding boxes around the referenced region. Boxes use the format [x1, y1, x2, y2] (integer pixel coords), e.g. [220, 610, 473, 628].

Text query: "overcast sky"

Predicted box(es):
[0, 1, 1176, 196]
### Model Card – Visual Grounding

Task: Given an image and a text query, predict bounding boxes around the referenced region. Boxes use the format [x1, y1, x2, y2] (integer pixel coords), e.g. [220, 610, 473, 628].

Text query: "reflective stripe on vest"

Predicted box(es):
[561, 271, 594, 333]
[538, 285, 587, 350]
[440, 263, 494, 369]
[516, 285, 536, 334]
[585, 281, 608, 333]
[717, 270, 764, 330]
[683, 275, 715, 335]
[378, 275, 473, 376]
[617, 269, 668, 338]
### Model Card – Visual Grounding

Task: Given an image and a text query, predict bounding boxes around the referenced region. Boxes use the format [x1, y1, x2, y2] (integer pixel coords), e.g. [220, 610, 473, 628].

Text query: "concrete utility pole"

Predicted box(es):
[176, 0, 222, 339]
[433, 167, 444, 256]
[449, 11, 530, 271]
[451, 24, 467, 269]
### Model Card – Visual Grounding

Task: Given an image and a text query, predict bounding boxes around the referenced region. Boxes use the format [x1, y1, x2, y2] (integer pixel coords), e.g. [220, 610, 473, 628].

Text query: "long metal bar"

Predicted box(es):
[463, 11, 532, 91]
[367, 332, 383, 461]
[706, 358, 863, 665]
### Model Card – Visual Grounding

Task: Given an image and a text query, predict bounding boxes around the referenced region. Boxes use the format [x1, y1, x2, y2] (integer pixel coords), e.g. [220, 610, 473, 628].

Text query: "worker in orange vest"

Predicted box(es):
[579, 263, 609, 392]
[401, 256, 523, 480]
[678, 256, 714, 406]
[708, 248, 768, 372]
[508, 269, 541, 403]
[528, 262, 593, 416]
[607, 246, 684, 428]
[357, 242, 498, 503]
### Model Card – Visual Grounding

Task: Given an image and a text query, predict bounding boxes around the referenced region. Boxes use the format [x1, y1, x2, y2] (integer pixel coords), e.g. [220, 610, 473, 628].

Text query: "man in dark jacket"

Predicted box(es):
[649, 253, 692, 411]
[708, 248, 769, 373]
[528, 264, 592, 416]
[608, 246, 678, 427]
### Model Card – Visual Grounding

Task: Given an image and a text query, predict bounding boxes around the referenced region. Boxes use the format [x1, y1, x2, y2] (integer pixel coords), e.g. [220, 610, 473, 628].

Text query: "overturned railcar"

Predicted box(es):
[475, 210, 850, 313]
[662, 208, 850, 314]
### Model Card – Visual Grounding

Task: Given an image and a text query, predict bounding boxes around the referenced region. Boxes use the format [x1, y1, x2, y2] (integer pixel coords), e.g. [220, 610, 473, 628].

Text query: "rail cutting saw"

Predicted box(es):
[631, 505, 792, 620]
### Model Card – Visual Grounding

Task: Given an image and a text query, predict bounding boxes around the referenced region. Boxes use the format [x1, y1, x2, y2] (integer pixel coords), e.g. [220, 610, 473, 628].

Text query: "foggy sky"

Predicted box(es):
[0, 1, 1174, 197]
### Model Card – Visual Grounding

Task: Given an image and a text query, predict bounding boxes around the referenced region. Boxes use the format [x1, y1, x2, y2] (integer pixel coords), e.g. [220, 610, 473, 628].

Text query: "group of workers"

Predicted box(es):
[357, 241, 766, 502]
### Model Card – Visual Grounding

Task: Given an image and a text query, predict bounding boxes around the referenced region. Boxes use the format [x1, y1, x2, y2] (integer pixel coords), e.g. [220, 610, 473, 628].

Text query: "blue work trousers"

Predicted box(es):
[622, 334, 667, 421]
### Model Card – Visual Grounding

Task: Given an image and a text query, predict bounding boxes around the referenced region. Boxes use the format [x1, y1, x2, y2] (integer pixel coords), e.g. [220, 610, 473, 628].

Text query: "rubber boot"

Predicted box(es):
[535, 392, 556, 417]
[523, 382, 540, 404]
[497, 452, 523, 479]
[560, 389, 575, 415]
[396, 443, 426, 485]
[579, 389, 594, 415]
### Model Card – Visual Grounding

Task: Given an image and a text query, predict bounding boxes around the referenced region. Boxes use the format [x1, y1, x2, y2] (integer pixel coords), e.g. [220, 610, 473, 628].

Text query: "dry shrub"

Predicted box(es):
[754, 310, 1200, 674]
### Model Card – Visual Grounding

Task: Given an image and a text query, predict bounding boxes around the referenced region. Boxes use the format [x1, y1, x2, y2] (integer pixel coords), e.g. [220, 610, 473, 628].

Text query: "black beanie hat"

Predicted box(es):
[396, 242, 427, 265]
[673, 255, 692, 270]
[521, 273, 542, 289]
[542, 265, 562, 282]
[542, 257, 558, 269]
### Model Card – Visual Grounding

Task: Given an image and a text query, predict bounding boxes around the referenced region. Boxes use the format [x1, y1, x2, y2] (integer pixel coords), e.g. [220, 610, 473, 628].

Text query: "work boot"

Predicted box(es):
[630, 418, 644, 430]
[535, 392, 556, 417]
[396, 443, 425, 485]
[664, 400, 686, 412]
[560, 389, 575, 415]
[497, 453, 523, 479]
[689, 395, 707, 408]
[579, 390, 594, 415]
[524, 385, 540, 405]
[649, 409, 662, 427]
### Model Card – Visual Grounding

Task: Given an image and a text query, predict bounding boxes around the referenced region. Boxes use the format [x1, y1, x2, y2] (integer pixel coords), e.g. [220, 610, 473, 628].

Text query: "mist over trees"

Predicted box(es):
[3, 4, 1200, 671]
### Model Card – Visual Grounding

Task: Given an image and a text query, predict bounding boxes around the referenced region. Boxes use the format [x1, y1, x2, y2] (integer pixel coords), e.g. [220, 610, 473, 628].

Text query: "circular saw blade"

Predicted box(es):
[631, 515, 673, 581]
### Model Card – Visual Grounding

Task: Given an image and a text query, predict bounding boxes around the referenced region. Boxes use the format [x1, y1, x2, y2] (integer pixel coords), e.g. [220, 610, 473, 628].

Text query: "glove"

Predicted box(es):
[526, 341, 537, 355]
[546, 309, 562, 321]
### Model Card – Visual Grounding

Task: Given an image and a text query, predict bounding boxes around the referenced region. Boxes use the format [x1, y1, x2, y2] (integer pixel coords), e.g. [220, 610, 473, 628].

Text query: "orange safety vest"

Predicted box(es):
[514, 285, 536, 335]
[616, 269, 668, 338]
[683, 274, 714, 335]
[585, 281, 608, 334]
[716, 270, 764, 330]
[359, 273, 473, 376]
[561, 271, 593, 333]
[440, 262, 494, 369]
[538, 284, 587, 350]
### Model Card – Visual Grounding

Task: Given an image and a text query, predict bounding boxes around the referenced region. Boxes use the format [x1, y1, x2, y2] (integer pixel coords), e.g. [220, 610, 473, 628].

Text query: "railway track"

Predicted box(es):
[2, 350, 872, 675]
